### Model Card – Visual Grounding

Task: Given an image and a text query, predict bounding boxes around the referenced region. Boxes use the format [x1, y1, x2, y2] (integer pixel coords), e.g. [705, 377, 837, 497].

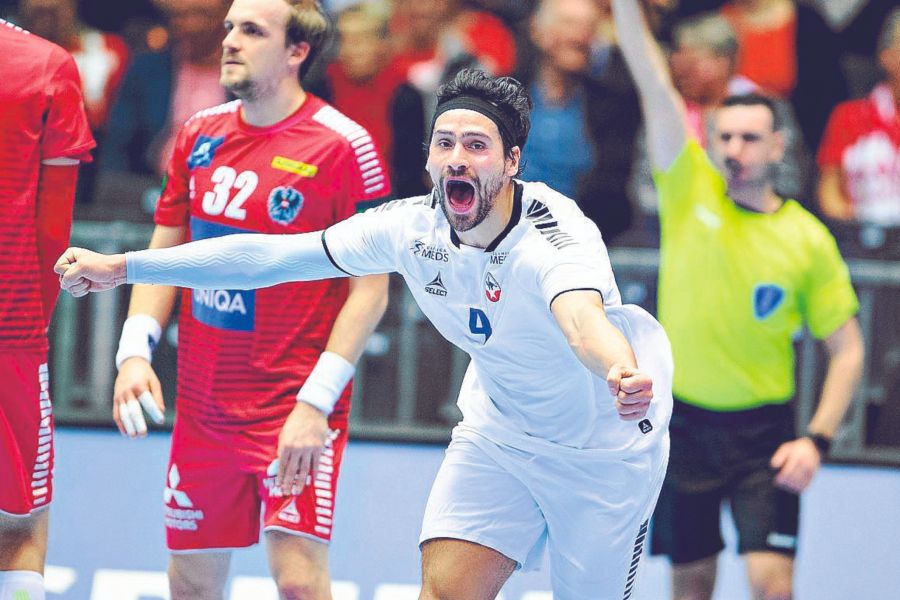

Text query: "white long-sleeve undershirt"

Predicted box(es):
[125, 231, 347, 289]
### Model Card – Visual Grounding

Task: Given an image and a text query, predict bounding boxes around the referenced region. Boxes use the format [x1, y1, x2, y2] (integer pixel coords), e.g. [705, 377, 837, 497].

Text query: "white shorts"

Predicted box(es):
[420, 426, 669, 600]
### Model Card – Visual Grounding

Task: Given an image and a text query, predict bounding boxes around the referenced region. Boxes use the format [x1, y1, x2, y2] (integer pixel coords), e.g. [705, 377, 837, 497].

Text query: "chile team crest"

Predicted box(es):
[484, 272, 501, 302]
[268, 186, 304, 225]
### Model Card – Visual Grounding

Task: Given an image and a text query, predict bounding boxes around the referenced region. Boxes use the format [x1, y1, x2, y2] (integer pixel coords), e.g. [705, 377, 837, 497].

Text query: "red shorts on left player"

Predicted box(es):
[165, 411, 349, 551]
[0, 352, 54, 516]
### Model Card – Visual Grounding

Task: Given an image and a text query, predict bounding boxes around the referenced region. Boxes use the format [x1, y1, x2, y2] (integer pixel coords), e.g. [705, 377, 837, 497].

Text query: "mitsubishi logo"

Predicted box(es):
[164, 464, 193, 508]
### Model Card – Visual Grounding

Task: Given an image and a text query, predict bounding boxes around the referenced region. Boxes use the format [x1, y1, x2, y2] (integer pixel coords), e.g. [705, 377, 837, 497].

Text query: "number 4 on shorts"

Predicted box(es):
[468, 308, 492, 342]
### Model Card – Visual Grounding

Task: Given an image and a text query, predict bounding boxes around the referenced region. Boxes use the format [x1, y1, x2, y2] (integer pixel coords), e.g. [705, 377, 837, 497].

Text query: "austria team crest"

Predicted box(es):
[268, 186, 304, 225]
[484, 272, 501, 302]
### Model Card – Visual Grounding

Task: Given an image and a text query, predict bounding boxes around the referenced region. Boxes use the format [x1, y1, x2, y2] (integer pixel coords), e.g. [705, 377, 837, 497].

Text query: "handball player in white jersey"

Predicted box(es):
[57, 68, 673, 600]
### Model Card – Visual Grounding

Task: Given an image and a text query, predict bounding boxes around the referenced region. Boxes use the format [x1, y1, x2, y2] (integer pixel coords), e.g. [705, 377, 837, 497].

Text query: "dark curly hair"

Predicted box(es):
[435, 69, 533, 168]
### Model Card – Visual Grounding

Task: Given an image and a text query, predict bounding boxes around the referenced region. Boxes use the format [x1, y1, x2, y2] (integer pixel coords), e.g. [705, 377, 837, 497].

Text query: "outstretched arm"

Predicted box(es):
[55, 231, 349, 296]
[611, 0, 689, 171]
[551, 290, 653, 421]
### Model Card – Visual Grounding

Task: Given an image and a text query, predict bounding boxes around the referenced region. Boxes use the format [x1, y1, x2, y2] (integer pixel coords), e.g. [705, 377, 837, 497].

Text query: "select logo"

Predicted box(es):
[425, 273, 448, 297]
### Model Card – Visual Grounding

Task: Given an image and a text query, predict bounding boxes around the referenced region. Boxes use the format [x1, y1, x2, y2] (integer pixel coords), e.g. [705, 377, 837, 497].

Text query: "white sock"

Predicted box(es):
[0, 571, 44, 600]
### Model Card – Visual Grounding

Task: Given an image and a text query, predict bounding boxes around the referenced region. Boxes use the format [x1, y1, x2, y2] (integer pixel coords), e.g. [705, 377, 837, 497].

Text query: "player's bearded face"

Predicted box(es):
[220, 0, 295, 102]
[428, 110, 513, 233]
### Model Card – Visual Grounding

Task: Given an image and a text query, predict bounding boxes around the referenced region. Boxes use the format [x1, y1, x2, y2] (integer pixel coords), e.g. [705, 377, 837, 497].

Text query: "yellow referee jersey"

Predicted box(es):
[653, 141, 858, 411]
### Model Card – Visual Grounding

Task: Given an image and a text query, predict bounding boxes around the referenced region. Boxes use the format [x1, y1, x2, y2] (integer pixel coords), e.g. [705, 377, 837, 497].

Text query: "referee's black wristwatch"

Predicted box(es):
[806, 432, 832, 456]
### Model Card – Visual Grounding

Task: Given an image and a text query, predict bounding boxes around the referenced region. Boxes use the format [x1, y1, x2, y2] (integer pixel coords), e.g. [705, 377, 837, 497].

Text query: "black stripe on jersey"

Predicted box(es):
[622, 519, 650, 600]
[450, 227, 460, 248]
[548, 288, 603, 310]
[321, 231, 358, 277]
[524, 198, 578, 250]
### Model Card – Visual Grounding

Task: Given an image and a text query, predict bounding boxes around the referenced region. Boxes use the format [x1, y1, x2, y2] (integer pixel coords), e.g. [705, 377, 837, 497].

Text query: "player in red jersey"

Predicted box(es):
[110, 0, 390, 598]
[0, 18, 94, 600]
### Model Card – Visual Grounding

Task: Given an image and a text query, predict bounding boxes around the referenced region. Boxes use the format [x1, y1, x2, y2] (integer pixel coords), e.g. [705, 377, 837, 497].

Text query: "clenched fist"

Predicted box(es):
[54, 247, 127, 297]
[607, 364, 653, 421]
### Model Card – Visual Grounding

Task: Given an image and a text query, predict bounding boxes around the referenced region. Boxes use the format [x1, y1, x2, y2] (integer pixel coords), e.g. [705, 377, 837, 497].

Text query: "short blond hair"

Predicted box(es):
[282, 0, 330, 78]
[674, 12, 738, 60]
[338, 1, 392, 38]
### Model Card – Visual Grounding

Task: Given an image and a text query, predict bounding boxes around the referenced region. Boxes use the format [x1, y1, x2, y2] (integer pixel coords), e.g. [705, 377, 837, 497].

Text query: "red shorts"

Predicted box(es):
[165, 411, 348, 551]
[0, 352, 54, 516]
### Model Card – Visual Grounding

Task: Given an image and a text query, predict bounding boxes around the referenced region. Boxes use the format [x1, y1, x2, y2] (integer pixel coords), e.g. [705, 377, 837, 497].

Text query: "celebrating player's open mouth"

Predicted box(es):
[436, 169, 502, 234]
[444, 178, 476, 214]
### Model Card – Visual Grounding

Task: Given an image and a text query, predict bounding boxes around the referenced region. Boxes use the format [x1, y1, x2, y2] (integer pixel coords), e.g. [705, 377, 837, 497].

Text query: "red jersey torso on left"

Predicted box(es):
[0, 20, 94, 351]
[156, 96, 390, 430]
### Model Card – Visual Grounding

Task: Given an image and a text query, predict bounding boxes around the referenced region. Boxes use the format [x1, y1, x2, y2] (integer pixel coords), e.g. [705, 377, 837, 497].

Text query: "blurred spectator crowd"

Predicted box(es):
[2, 0, 898, 257]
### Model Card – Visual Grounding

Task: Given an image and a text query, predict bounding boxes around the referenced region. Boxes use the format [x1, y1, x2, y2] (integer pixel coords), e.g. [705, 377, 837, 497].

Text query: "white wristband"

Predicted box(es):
[296, 351, 355, 415]
[115, 314, 163, 370]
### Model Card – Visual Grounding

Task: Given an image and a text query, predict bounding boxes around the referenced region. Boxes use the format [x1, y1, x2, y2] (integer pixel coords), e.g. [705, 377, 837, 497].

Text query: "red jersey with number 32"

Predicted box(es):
[156, 96, 390, 430]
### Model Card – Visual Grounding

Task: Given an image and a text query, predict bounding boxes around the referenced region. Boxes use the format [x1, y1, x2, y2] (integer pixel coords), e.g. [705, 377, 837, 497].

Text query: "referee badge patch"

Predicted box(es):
[753, 284, 785, 319]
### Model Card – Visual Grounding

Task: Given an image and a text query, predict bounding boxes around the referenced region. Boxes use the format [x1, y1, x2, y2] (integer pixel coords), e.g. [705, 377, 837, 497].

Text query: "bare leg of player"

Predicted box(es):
[419, 539, 517, 600]
[746, 552, 793, 600]
[672, 556, 717, 600]
[266, 531, 332, 600]
[168, 551, 231, 600]
[0, 510, 49, 599]
[0, 511, 48, 572]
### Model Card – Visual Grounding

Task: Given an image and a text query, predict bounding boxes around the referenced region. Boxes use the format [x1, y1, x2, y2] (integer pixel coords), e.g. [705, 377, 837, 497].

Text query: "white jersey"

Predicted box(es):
[324, 180, 672, 456]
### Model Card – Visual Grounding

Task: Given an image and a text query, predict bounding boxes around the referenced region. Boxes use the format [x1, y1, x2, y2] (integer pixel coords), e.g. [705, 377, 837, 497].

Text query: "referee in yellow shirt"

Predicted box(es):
[612, 2, 865, 599]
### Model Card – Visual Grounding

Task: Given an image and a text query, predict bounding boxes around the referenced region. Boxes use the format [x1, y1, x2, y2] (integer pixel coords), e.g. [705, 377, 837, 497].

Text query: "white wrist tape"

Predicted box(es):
[115, 314, 162, 370]
[296, 351, 355, 415]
